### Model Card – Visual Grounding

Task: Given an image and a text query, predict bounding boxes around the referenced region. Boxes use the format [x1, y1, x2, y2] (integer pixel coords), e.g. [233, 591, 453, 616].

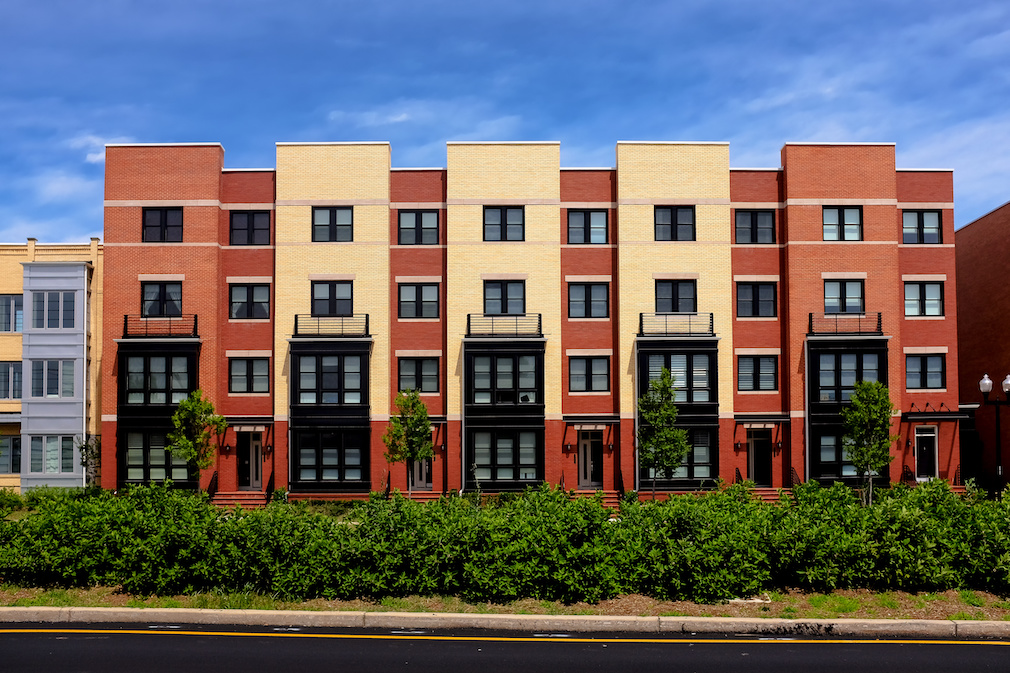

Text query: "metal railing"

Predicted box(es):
[807, 312, 883, 335]
[466, 313, 542, 337]
[122, 314, 198, 338]
[294, 314, 370, 337]
[638, 312, 714, 337]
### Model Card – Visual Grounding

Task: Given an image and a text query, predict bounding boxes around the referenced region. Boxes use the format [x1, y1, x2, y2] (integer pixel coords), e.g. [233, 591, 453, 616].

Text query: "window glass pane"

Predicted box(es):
[62, 361, 73, 397]
[570, 358, 586, 391]
[735, 212, 751, 243]
[568, 211, 585, 244]
[46, 436, 59, 473]
[63, 292, 74, 328]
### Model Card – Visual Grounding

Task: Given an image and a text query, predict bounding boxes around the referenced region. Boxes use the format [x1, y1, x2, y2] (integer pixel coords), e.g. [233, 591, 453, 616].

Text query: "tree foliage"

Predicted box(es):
[637, 367, 691, 498]
[382, 389, 434, 495]
[841, 380, 898, 506]
[167, 390, 227, 472]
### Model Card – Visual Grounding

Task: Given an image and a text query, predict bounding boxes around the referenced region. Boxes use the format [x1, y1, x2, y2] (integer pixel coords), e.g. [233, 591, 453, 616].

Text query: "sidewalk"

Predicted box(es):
[2, 606, 1010, 639]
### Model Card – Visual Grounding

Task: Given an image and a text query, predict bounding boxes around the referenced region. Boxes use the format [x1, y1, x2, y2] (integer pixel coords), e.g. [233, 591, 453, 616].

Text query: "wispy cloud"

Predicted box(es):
[67, 134, 134, 163]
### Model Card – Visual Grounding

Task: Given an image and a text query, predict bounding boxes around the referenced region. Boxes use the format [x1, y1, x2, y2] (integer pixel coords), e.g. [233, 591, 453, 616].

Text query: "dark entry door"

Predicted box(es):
[749, 429, 773, 487]
[237, 432, 262, 490]
[578, 430, 604, 489]
[916, 428, 937, 480]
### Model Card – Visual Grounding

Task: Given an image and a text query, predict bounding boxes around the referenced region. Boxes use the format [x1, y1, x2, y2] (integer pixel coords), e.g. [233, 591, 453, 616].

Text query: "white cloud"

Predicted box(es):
[67, 133, 133, 163]
[30, 170, 101, 204]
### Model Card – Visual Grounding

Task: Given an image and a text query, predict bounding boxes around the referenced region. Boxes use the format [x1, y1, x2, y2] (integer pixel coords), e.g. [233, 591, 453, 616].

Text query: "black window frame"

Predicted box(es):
[904, 282, 944, 317]
[902, 210, 942, 244]
[470, 428, 542, 485]
[738, 355, 778, 391]
[229, 284, 270, 319]
[294, 353, 365, 406]
[824, 280, 864, 314]
[293, 428, 369, 486]
[123, 354, 192, 405]
[483, 206, 525, 241]
[822, 206, 863, 241]
[483, 280, 525, 315]
[122, 430, 191, 484]
[569, 356, 609, 392]
[229, 211, 271, 246]
[736, 282, 776, 317]
[398, 210, 439, 245]
[642, 427, 715, 482]
[654, 206, 696, 241]
[0, 361, 22, 400]
[312, 206, 353, 242]
[655, 280, 697, 313]
[816, 351, 881, 402]
[141, 282, 182, 317]
[0, 295, 23, 333]
[398, 357, 439, 393]
[906, 354, 946, 390]
[398, 283, 439, 318]
[143, 207, 183, 243]
[471, 353, 541, 406]
[568, 283, 608, 318]
[567, 210, 608, 244]
[229, 358, 270, 394]
[643, 353, 712, 404]
[311, 281, 353, 317]
[735, 210, 776, 244]
[813, 433, 858, 480]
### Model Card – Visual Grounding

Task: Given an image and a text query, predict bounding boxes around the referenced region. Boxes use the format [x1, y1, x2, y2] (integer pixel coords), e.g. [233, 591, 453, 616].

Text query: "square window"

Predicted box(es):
[312, 207, 353, 242]
[903, 210, 942, 244]
[569, 357, 609, 392]
[229, 358, 269, 393]
[822, 207, 862, 241]
[30, 291, 74, 329]
[142, 282, 182, 317]
[824, 280, 864, 314]
[230, 211, 271, 245]
[123, 355, 191, 405]
[737, 283, 776, 317]
[735, 210, 775, 244]
[484, 207, 525, 241]
[143, 208, 183, 242]
[398, 210, 439, 245]
[398, 283, 439, 318]
[311, 281, 353, 316]
[655, 280, 696, 313]
[738, 356, 777, 391]
[906, 354, 945, 389]
[484, 280, 525, 315]
[567, 210, 607, 244]
[655, 206, 695, 241]
[230, 284, 270, 319]
[295, 353, 365, 406]
[399, 358, 438, 393]
[568, 283, 608, 318]
[904, 282, 944, 316]
[29, 360, 73, 398]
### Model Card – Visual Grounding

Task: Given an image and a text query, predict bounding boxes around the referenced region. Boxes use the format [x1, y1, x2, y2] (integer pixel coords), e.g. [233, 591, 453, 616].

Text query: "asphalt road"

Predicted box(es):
[2, 623, 1008, 672]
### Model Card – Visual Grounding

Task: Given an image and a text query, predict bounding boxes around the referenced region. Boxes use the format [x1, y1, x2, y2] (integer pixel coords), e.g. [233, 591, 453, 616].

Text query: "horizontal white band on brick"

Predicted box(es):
[372, 414, 391, 422]
[821, 271, 868, 279]
[568, 317, 611, 323]
[232, 425, 268, 432]
[718, 412, 735, 419]
[732, 202, 784, 209]
[618, 198, 730, 206]
[390, 244, 448, 249]
[896, 202, 954, 209]
[225, 350, 272, 357]
[561, 202, 616, 209]
[394, 276, 442, 283]
[733, 275, 779, 282]
[545, 414, 565, 421]
[274, 415, 288, 422]
[447, 199, 561, 206]
[738, 390, 780, 395]
[104, 199, 219, 207]
[398, 318, 440, 324]
[565, 349, 613, 356]
[138, 273, 184, 281]
[446, 414, 461, 421]
[904, 316, 946, 321]
[903, 346, 949, 354]
[901, 274, 946, 281]
[104, 242, 217, 247]
[568, 391, 612, 397]
[228, 392, 270, 398]
[390, 202, 446, 209]
[653, 272, 700, 280]
[789, 240, 898, 246]
[226, 276, 272, 283]
[220, 203, 274, 210]
[101, 414, 117, 422]
[307, 273, 355, 280]
[565, 275, 611, 282]
[395, 350, 442, 357]
[734, 348, 781, 355]
[790, 410, 806, 418]
[786, 198, 898, 206]
[562, 244, 618, 249]
[276, 199, 389, 206]
[480, 273, 528, 280]
[736, 317, 779, 322]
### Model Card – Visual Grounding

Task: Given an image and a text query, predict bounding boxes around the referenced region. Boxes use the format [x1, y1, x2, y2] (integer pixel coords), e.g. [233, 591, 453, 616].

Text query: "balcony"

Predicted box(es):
[466, 313, 542, 338]
[638, 312, 714, 337]
[122, 314, 198, 338]
[293, 314, 370, 338]
[808, 312, 883, 336]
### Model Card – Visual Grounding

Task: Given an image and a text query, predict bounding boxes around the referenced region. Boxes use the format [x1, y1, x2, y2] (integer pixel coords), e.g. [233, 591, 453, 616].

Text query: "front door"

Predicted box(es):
[237, 432, 262, 490]
[915, 426, 937, 480]
[578, 430, 604, 489]
[748, 429, 773, 487]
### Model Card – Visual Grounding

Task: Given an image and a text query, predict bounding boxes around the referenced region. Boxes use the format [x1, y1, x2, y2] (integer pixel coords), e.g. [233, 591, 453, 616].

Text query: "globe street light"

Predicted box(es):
[978, 373, 1010, 481]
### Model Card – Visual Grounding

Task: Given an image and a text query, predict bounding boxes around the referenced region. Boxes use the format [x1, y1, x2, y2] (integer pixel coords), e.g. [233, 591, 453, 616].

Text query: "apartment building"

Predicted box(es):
[99, 141, 961, 501]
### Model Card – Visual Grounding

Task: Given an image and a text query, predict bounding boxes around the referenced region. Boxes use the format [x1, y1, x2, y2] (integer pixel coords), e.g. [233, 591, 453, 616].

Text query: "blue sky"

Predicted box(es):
[1, 0, 1007, 242]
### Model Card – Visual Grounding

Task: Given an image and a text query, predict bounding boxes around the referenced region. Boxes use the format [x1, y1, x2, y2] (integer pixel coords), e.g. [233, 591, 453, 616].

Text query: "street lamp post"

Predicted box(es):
[978, 373, 1010, 482]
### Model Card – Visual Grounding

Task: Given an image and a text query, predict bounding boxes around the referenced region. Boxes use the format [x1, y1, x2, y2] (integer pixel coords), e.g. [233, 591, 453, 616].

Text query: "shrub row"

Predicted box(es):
[2, 481, 1010, 603]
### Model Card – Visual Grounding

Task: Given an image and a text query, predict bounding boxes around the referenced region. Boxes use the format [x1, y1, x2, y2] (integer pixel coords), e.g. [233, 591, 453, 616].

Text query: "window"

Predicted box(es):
[294, 429, 368, 484]
[472, 354, 539, 404]
[398, 210, 439, 245]
[824, 280, 864, 314]
[906, 355, 945, 389]
[29, 436, 75, 474]
[30, 360, 74, 398]
[903, 210, 942, 244]
[124, 355, 191, 404]
[822, 207, 862, 241]
[735, 210, 775, 244]
[230, 284, 270, 319]
[0, 362, 21, 399]
[31, 291, 74, 329]
[738, 356, 777, 391]
[312, 207, 353, 242]
[737, 283, 776, 317]
[484, 207, 524, 241]
[817, 352, 880, 402]
[472, 429, 540, 483]
[904, 282, 943, 316]
[229, 358, 269, 393]
[815, 434, 857, 480]
[296, 354, 364, 405]
[142, 283, 182, 317]
[230, 211, 270, 245]
[568, 210, 607, 244]
[645, 353, 711, 403]
[311, 281, 352, 316]
[0, 436, 20, 474]
[643, 428, 713, 481]
[484, 281, 524, 315]
[569, 357, 609, 392]
[143, 208, 183, 242]
[124, 431, 189, 482]
[568, 283, 608, 318]
[656, 280, 697, 313]
[399, 358, 438, 393]
[655, 206, 695, 241]
[0, 295, 23, 332]
[398, 284, 439, 318]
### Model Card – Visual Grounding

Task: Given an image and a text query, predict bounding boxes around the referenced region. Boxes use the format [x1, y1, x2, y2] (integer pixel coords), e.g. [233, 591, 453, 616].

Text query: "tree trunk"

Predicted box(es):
[407, 461, 412, 499]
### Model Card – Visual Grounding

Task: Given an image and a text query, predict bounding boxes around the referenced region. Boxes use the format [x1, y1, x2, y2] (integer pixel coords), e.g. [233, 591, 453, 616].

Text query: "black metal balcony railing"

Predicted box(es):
[466, 313, 543, 338]
[122, 314, 199, 338]
[638, 312, 714, 337]
[808, 312, 883, 336]
[294, 314, 370, 338]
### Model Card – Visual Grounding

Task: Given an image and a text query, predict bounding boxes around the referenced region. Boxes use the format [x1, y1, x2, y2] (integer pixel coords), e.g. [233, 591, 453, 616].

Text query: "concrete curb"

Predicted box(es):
[0, 607, 1006, 639]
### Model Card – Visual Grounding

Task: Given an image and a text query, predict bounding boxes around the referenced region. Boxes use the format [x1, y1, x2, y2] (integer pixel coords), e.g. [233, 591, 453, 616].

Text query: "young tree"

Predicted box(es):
[382, 389, 434, 497]
[841, 380, 898, 506]
[167, 390, 227, 482]
[637, 367, 691, 500]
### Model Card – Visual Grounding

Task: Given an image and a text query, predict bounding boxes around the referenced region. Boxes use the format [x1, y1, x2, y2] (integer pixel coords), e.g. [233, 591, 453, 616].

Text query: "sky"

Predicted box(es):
[0, 0, 1007, 243]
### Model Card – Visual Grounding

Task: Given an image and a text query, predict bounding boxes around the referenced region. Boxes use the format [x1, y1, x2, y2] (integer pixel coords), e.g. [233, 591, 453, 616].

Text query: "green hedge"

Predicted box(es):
[2, 481, 1010, 603]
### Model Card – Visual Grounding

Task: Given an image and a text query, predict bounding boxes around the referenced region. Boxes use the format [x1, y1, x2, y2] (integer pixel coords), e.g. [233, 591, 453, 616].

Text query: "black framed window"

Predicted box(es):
[0, 362, 21, 400]
[567, 210, 607, 244]
[399, 358, 438, 393]
[484, 207, 524, 241]
[904, 282, 943, 316]
[817, 352, 879, 402]
[31, 291, 74, 329]
[484, 280, 524, 315]
[0, 295, 23, 332]
[906, 355, 945, 389]
[568, 283, 608, 318]
[124, 355, 191, 405]
[471, 429, 541, 483]
[569, 357, 609, 392]
[312, 207, 353, 242]
[655, 206, 695, 241]
[296, 354, 363, 405]
[230, 211, 270, 245]
[737, 283, 776, 317]
[902, 210, 942, 244]
[294, 428, 368, 484]
[814, 434, 857, 480]
[143, 208, 183, 242]
[123, 431, 190, 482]
[738, 356, 777, 391]
[643, 428, 713, 481]
[311, 281, 352, 316]
[0, 436, 21, 474]
[824, 280, 864, 314]
[30, 360, 74, 398]
[230, 284, 270, 319]
[656, 280, 696, 313]
[645, 353, 710, 403]
[398, 210, 439, 245]
[398, 284, 439, 318]
[472, 354, 539, 405]
[142, 282, 182, 317]
[823, 206, 862, 241]
[229, 358, 269, 393]
[735, 210, 775, 244]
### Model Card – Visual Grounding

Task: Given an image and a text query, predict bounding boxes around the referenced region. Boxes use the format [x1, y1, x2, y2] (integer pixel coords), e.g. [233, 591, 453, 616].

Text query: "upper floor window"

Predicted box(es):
[143, 208, 183, 242]
[312, 281, 352, 316]
[296, 354, 363, 405]
[230, 211, 270, 245]
[906, 354, 945, 390]
[312, 207, 353, 242]
[399, 358, 438, 393]
[484, 207, 524, 241]
[484, 280, 524, 315]
[0, 362, 22, 400]
[142, 282, 182, 317]
[824, 280, 864, 314]
[0, 295, 23, 332]
[646, 353, 710, 403]
[230, 284, 270, 319]
[656, 280, 696, 313]
[569, 283, 608, 318]
[0, 436, 20, 475]
[817, 352, 879, 402]
[737, 283, 776, 317]
[655, 206, 695, 241]
[472, 354, 539, 404]
[125, 355, 190, 404]
[399, 284, 439, 318]
[904, 282, 943, 316]
[29, 435, 75, 475]
[568, 210, 607, 244]
[823, 207, 862, 241]
[738, 356, 777, 391]
[735, 210, 775, 244]
[31, 291, 74, 329]
[903, 210, 942, 244]
[398, 211, 439, 245]
[569, 357, 609, 392]
[229, 358, 269, 393]
[30, 360, 74, 398]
